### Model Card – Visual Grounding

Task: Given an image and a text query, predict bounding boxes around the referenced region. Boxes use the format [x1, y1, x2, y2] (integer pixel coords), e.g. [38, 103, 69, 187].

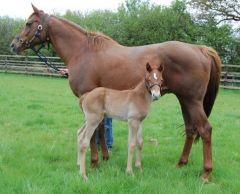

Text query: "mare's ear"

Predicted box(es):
[32, 4, 40, 14]
[146, 62, 152, 72]
[158, 64, 164, 72]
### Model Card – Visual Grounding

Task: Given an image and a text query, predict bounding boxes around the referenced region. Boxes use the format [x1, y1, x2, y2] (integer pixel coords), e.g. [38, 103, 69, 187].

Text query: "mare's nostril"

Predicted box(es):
[10, 43, 15, 48]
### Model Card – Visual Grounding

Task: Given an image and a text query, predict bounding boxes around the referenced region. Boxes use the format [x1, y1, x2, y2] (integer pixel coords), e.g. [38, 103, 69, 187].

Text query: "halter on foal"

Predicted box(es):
[77, 62, 164, 180]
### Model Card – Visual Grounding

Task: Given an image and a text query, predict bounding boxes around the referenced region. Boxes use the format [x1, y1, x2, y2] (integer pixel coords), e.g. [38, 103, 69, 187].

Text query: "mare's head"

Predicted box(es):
[10, 4, 49, 54]
[145, 62, 164, 101]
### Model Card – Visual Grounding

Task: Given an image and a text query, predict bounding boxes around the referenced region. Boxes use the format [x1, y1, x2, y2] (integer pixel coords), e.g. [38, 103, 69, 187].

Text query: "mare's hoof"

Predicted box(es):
[103, 155, 109, 161]
[177, 160, 188, 168]
[201, 170, 211, 183]
[201, 175, 209, 183]
[91, 159, 99, 168]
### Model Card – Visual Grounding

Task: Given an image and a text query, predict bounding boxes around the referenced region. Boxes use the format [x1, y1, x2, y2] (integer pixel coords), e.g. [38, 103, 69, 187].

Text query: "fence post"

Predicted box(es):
[25, 55, 28, 74]
[4, 55, 8, 73]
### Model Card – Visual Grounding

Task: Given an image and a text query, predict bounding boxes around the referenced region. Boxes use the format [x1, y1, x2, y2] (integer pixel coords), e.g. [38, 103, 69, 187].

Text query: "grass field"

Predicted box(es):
[0, 73, 239, 194]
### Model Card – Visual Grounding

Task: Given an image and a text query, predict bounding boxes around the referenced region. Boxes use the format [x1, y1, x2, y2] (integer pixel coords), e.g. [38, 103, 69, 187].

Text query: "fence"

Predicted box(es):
[0, 55, 240, 89]
[0, 55, 65, 77]
[221, 64, 240, 90]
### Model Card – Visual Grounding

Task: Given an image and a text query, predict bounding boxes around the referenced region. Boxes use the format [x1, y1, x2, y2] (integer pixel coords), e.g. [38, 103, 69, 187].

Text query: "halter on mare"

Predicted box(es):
[18, 14, 68, 77]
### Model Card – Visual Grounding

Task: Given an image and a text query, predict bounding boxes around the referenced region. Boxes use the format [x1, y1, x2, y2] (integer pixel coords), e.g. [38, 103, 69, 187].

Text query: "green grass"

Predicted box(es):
[0, 73, 240, 194]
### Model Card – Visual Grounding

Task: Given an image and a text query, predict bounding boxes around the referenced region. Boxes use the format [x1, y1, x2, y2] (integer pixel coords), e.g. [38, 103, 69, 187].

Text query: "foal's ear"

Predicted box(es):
[146, 62, 152, 72]
[32, 4, 40, 14]
[158, 64, 164, 72]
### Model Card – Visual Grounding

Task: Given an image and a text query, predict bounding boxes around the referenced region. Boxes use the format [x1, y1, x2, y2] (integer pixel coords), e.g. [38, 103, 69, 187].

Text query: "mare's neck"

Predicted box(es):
[47, 16, 89, 65]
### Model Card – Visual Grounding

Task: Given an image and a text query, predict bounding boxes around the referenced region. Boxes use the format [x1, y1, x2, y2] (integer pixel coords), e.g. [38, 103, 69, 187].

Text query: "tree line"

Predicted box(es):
[0, 0, 239, 64]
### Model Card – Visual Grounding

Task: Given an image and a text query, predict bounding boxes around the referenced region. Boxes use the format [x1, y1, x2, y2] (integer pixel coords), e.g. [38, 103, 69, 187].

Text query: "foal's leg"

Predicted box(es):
[126, 119, 140, 174]
[135, 124, 143, 169]
[79, 117, 103, 180]
[77, 124, 86, 166]
[98, 120, 109, 160]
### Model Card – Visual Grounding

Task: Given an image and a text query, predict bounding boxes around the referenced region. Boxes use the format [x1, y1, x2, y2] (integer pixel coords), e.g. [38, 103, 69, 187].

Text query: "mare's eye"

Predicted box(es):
[26, 22, 32, 27]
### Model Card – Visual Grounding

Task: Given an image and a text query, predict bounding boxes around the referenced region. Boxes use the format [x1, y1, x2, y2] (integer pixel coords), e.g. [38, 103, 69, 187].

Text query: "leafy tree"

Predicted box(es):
[0, 17, 24, 54]
[189, 0, 240, 24]
[0, 0, 239, 64]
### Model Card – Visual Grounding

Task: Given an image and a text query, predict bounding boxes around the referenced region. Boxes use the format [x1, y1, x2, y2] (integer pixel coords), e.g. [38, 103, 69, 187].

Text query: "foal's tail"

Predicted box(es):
[199, 45, 222, 117]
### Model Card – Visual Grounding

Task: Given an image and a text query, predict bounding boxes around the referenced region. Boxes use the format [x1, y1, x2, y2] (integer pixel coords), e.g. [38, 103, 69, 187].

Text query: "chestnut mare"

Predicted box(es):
[78, 62, 164, 180]
[10, 5, 221, 181]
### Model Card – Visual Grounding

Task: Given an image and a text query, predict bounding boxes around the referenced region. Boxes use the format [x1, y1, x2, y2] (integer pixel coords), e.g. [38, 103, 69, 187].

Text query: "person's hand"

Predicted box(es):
[59, 69, 69, 76]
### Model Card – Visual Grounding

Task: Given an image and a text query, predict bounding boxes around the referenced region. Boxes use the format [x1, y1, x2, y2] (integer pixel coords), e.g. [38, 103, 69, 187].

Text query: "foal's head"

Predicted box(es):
[10, 4, 49, 53]
[145, 62, 164, 101]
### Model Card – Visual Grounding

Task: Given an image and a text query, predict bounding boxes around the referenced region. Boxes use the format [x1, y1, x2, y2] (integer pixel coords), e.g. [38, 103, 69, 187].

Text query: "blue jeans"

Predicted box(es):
[96, 117, 113, 148]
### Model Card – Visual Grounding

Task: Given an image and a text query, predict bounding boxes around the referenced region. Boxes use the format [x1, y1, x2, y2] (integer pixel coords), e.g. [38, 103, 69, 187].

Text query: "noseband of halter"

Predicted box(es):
[145, 79, 162, 94]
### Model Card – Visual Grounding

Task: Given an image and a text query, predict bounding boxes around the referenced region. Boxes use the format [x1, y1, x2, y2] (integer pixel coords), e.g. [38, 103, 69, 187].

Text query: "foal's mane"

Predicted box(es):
[57, 16, 119, 49]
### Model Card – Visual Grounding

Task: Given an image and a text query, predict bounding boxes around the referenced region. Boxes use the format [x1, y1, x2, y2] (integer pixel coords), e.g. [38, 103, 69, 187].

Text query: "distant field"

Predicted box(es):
[0, 73, 239, 194]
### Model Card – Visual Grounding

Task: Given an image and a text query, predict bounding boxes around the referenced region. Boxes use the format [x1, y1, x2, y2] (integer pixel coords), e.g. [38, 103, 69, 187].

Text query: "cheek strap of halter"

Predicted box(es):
[145, 79, 161, 94]
[29, 15, 65, 76]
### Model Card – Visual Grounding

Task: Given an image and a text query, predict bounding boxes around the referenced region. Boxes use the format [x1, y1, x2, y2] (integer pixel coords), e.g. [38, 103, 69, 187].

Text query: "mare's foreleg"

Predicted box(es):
[126, 119, 140, 174]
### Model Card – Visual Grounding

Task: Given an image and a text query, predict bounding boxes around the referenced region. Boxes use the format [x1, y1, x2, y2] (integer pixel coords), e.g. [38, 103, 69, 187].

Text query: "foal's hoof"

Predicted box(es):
[135, 162, 142, 170]
[81, 174, 88, 181]
[177, 160, 188, 168]
[126, 169, 134, 176]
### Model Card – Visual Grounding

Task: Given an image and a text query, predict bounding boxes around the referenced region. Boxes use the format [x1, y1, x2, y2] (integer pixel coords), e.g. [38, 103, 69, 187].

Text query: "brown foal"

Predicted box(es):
[11, 5, 221, 181]
[78, 63, 164, 180]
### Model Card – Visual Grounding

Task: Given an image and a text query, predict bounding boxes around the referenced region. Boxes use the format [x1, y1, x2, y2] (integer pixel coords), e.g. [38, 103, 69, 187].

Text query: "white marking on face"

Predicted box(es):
[153, 73, 158, 80]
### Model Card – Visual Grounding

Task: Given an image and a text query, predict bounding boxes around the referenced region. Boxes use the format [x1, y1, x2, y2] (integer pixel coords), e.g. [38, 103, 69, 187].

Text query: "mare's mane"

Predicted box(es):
[56, 16, 119, 49]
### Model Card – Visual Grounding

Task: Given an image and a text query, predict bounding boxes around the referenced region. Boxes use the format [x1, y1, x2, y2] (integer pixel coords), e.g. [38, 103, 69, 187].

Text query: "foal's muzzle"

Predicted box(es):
[150, 85, 161, 101]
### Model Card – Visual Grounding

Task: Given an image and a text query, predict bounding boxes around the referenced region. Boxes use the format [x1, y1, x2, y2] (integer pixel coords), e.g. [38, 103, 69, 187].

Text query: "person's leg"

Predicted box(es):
[96, 117, 113, 149]
[104, 117, 113, 149]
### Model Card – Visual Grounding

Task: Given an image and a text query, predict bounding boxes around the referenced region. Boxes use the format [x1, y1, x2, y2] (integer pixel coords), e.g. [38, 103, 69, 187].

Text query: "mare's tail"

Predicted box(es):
[200, 45, 222, 117]
[195, 45, 222, 141]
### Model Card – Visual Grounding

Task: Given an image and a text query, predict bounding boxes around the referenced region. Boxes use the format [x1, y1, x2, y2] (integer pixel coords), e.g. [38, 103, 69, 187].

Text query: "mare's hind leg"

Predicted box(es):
[135, 125, 143, 169]
[177, 99, 195, 167]
[178, 99, 213, 182]
[89, 121, 109, 167]
[98, 120, 109, 160]
[90, 131, 99, 167]
[126, 119, 140, 174]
